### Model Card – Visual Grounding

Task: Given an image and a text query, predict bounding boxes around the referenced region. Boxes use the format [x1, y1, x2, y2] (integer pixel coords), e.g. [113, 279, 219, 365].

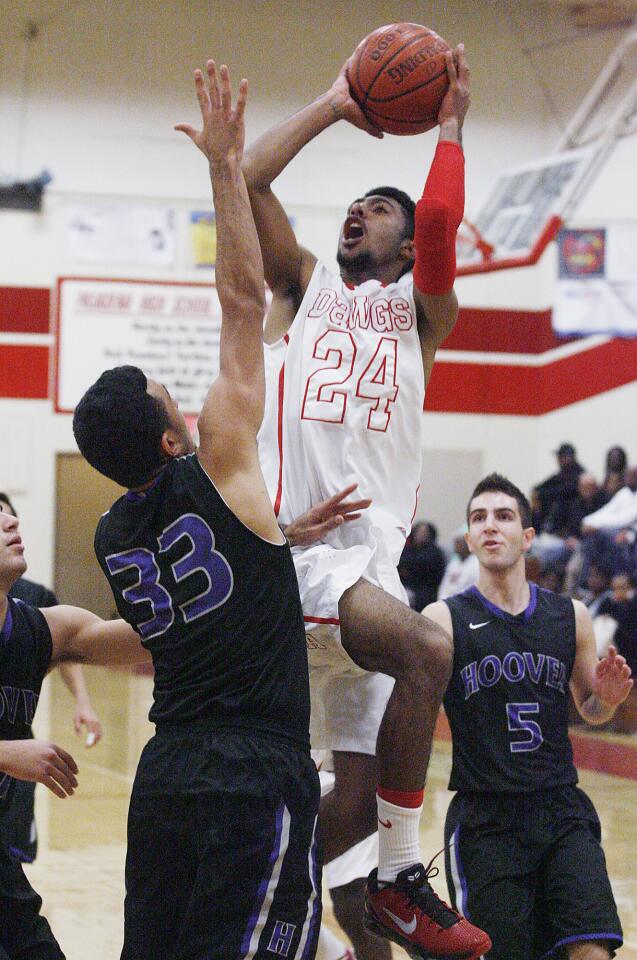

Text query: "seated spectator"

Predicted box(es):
[536, 473, 608, 575]
[545, 472, 608, 540]
[398, 521, 446, 612]
[534, 443, 585, 531]
[577, 561, 613, 617]
[575, 465, 637, 588]
[537, 562, 564, 594]
[596, 573, 637, 733]
[437, 528, 479, 600]
[603, 445, 627, 498]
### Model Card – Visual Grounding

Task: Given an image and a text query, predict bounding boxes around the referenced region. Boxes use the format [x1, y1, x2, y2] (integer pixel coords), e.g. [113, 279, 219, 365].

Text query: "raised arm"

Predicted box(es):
[242, 64, 381, 307]
[176, 64, 265, 449]
[177, 62, 285, 539]
[570, 599, 633, 725]
[412, 45, 470, 382]
[43, 605, 150, 667]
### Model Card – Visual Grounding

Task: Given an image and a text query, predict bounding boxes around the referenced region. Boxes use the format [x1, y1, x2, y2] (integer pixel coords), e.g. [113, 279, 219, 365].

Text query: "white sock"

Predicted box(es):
[376, 794, 423, 883]
[316, 925, 353, 960]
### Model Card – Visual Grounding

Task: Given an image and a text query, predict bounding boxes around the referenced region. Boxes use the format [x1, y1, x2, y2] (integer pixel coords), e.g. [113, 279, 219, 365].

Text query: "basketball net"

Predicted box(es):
[456, 217, 495, 265]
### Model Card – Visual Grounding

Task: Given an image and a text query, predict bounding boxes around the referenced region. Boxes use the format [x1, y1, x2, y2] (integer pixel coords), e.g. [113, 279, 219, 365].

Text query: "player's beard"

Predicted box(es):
[336, 246, 376, 276]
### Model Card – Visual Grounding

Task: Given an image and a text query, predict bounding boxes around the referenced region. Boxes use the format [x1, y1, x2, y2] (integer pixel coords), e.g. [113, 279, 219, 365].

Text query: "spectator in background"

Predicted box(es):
[603, 445, 627, 498]
[534, 443, 585, 532]
[437, 527, 479, 600]
[536, 472, 609, 580]
[578, 561, 613, 617]
[398, 521, 446, 612]
[0, 491, 103, 865]
[597, 572, 637, 733]
[575, 465, 637, 587]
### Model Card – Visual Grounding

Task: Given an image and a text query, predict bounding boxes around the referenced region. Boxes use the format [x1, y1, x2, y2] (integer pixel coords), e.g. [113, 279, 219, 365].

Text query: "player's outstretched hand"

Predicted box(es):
[73, 702, 103, 748]
[0, 738, 79, 799]
[175, 60, 248, 168]
[593, 645, 634, 707]
[326, 63, 384, 139]
[437, 43, 470, 134]
[284, 483, 372, 547]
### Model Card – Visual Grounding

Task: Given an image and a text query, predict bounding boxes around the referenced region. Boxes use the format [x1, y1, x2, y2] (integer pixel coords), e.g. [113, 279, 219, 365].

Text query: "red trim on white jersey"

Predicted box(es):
[304, 615, 341, 625]
[272, 334, 289, 518]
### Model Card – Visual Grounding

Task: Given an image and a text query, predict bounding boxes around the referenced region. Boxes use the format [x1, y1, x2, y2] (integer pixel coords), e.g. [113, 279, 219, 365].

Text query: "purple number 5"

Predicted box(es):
[105, 514, 233, 640]
[506, 702, 544, 753]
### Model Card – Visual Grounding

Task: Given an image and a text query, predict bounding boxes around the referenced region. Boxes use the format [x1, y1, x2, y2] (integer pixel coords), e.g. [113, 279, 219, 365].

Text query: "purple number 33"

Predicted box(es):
[105, 513, 234, 640]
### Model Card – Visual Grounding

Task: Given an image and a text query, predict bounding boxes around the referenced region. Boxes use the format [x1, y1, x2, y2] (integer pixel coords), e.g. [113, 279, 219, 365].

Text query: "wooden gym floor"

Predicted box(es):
[27, 666, 637, 960]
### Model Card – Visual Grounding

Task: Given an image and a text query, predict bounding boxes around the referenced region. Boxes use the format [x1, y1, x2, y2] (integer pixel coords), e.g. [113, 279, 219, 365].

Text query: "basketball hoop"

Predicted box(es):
[457, 218, 495, 265]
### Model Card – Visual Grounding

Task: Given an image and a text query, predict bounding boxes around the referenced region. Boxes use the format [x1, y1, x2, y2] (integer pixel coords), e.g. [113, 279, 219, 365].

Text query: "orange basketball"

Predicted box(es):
[347, 23, 451, 136]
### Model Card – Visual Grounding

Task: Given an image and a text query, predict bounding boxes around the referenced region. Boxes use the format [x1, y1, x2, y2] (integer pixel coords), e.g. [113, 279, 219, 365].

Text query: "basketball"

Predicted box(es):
[347, 23, 451, 136]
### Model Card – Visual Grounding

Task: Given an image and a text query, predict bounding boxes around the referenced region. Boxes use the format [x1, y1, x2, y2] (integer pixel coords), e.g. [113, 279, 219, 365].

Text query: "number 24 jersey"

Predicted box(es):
[259, 262, 425, 566]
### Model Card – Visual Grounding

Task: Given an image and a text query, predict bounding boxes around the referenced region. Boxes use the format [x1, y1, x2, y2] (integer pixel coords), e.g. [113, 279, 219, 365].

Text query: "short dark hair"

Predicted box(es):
[363, 186, 416, 241]
[466, 473, 533, 529]
[72, 366, 170, 488]
[0, 492, 17, 516]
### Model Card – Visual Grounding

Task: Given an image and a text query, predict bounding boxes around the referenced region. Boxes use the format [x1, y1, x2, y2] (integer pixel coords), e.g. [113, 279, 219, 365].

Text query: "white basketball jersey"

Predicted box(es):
[259, 261, 425, 571]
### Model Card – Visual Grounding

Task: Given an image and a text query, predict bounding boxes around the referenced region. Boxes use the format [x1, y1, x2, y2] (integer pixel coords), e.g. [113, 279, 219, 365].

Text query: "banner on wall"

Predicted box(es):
[65, 205, 176, 266]
[553, 224, 637, 337]
[55, 278, 219, 415]
[189, 211, 217, 268]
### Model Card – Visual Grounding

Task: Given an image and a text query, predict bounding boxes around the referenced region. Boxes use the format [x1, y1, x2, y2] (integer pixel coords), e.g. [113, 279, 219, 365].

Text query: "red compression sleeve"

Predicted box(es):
[412, 140, 465, 296]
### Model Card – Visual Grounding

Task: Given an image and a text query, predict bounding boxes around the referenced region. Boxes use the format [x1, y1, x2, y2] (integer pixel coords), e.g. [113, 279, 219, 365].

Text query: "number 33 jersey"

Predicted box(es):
[259, 262, 425, 569]
[94, 453, 310, 743]
[443, 585, 578, 793]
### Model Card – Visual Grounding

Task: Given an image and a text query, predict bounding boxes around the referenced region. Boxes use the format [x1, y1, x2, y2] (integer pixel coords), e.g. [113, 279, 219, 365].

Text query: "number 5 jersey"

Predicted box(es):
[443, 584, 578, 793]
[94, 453, 311, 744]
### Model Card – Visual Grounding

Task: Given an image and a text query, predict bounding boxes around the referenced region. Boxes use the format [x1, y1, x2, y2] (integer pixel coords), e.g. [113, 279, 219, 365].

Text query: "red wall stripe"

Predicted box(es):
[0, 287, 50, 334]
[1, 287, 636, 412]
[0, 344, 49, 399]
[442, 308, 577, 355]
[426, 339, 637, 415]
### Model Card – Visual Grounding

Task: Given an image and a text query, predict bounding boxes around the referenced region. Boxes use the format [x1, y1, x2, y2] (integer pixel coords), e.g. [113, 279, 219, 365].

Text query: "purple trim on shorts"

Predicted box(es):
[451, 825, 472, 921]
[8, 844, 35, 863]
[0, 601, 13, 644]
[301, 825, 321, 959]
[539, 932, 623, 960]
[469, 582, 537, 623]
[239, 803, 284, 956]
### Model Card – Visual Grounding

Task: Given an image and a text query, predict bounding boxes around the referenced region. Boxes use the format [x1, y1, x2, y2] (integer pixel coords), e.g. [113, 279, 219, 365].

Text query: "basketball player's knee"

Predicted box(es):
[410, 616, 453, 687]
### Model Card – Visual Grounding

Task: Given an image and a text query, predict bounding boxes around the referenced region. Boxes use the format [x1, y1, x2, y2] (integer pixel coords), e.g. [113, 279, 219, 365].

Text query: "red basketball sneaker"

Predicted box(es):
[364, 863, 491, 959]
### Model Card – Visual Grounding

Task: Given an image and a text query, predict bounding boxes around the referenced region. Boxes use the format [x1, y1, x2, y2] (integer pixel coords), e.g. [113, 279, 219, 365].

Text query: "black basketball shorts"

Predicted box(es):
[120, 724, 321, 960]
[0, 846, 65, 959]
[444, 786, 622, 960]
[0, 780, 37, 863]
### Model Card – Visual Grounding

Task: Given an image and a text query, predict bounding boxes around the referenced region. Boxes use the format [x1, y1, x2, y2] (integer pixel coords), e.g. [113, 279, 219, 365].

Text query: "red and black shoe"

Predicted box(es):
[364, 862, 491, 960]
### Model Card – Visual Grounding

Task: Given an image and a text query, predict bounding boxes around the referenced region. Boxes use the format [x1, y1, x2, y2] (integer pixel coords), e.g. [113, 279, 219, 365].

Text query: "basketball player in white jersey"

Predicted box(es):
[245, 44, 491, 960]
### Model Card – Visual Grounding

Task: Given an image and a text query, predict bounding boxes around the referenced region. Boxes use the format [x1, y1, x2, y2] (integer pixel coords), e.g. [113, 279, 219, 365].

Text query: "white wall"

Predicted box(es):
[1, 0, 636, 579]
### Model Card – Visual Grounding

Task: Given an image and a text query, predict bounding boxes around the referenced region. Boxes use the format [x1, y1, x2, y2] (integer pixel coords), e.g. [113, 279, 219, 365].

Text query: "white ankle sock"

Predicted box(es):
[376, 794, 423, 883]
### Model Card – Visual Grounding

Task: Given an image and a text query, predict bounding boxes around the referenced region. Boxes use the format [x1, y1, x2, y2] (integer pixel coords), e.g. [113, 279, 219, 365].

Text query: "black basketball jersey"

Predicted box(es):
[443, 584, 578, 793]
[94, 453, 310, 744]
[0, 599, 52, 807]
